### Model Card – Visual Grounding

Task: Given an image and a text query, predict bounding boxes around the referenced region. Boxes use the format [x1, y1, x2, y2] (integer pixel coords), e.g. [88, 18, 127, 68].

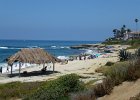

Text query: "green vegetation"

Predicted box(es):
[95, 66, 108, 73]
[73, 48, 140, 100]
[103, 39, 140, 49]
[119, 49, 131, 61]
[113, 25, 131, 39]
[102, 40, 124, 45]
[137, 48, 140, 56]
[85, 79, 99, 88]
[1, 48, 140, 100]
[0, 74, 84, 100]
[70, 89, 96, 100]
[126, 39, 140, 49]
[0, 81, 43, 100]
[24, 74, 84, 100]
[95, 61, 115, 73]
[1, 56, 140, 100]
[105, 61, 114, 66]
[70, 77, 114, 100]
[104, 61, 140, 84]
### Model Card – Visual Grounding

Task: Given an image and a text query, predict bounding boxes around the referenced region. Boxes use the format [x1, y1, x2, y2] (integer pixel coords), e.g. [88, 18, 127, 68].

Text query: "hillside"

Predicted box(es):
[98, 79, 140, 100]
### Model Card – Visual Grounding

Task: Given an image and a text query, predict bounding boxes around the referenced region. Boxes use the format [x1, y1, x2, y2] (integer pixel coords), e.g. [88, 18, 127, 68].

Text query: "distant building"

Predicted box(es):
[124, 31, 140, 40]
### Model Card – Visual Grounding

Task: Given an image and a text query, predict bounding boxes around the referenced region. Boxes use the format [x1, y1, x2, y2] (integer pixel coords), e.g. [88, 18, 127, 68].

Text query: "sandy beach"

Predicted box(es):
[0, 53, 118, 84]
[0, 45, 129, 84]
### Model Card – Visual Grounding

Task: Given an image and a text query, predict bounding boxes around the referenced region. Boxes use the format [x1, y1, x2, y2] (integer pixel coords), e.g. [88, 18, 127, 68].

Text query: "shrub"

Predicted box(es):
[70, 48, 140, 100]
[104, 57, 140, 84]
[127, 58, 140, 80]
[70, 77, 114, 100]
[95, 66, 107, 73]
[94, 77, 114, 97]
[119, 49, 131, 61]
[25, 74, 84, 100]
[0, 82, 43, 100]
[105, 61, 114, 66]
[70, 89, 96, 100]
[135, 48, 140, 57]
[103, 39, 140, 47]
[104, 62, 129, 85]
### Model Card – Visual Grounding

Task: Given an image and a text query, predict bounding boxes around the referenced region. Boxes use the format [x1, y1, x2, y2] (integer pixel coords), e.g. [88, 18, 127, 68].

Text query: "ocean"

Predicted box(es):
[0, 40, 100, 70]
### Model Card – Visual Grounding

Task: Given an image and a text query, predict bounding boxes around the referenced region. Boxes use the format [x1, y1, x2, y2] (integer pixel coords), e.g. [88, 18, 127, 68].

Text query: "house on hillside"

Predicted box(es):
[124, 31, 140, 40]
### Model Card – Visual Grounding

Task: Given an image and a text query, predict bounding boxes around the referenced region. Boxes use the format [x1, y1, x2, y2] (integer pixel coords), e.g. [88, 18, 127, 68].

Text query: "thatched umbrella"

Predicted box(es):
[6, 48, 60, 77]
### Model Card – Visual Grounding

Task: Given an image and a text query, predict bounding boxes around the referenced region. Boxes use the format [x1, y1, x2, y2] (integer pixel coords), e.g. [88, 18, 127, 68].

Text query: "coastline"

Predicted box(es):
[0, 44, 129, 84]
[0, 56, 118, 83]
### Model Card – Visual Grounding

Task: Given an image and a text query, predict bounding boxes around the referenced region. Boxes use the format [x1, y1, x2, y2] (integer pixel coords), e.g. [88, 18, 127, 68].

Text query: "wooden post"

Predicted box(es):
[19, 62, 21, 77]
[43, 63, 45, 68]
[53, 63, 55, 73]
[11, 65, 13, 75]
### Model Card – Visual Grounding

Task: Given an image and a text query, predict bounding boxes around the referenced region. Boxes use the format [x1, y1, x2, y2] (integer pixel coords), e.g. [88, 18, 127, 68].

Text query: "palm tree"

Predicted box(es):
[123, 25, 126, 28]
[113, 29, 121, 39]
[135, 19, 139, 39]
[127, 28, 131, 32]
[113, 29, 118, 38]
[127, 28, 132, 39]
[120, 25, 127, 38]
[121, 27, 125, 36]
[135, 19, 139, 32]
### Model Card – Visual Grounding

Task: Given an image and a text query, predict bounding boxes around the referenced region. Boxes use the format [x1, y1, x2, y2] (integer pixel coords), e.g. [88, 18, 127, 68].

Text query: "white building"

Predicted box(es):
[124, 31, 140, 40]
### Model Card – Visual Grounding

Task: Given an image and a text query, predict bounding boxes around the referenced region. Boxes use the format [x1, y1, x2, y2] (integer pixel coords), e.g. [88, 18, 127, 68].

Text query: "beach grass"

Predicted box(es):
[74, 52, 140, 100]
[103, 39, 140, 49]
[0, 59, 140, 100]
[0, 81, 44, 100]
[0, 46, 140, 100]
[24, 73, 84, 100]
[0, 74, 85, 100]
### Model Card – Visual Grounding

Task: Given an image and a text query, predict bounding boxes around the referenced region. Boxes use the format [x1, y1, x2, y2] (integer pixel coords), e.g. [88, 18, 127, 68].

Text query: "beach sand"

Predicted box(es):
[0, 45, 129, 84]
[0, 53, 118, 84]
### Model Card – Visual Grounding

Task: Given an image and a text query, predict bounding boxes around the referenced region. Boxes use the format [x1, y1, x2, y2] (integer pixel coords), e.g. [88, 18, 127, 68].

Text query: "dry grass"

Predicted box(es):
[71, 89, 96, 100]
[129, 93, 140, 100]
[75, 56, 140, 100]
[95, 66, 107, 73]
[85, 79, 99, 88]
[70, 77, 114, 100]
[94, 77, 114, 97]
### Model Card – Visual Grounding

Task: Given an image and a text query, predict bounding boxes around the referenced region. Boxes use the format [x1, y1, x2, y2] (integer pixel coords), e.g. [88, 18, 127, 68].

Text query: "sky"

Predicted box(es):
[0, 0, 140, 41]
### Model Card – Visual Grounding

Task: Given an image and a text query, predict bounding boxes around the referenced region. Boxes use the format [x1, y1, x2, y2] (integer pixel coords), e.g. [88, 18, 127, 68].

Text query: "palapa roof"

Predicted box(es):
[7, 48, 60, 65]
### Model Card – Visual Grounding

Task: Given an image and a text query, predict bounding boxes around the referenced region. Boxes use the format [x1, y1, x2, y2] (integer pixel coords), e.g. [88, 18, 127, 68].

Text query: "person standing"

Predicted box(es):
[0, 67, 2, 73]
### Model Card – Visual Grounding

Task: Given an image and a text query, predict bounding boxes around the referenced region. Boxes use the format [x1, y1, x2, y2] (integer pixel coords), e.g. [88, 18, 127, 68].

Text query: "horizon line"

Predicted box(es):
[0, 39, 103, 42]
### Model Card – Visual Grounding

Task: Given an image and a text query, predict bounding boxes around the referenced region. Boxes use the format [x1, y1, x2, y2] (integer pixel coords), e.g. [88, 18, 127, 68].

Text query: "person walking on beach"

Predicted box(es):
[0, 67, 2, 73]
[79, 55, 82, 60]
[84, 55, 86, 60]
[7, 66, 9, 72]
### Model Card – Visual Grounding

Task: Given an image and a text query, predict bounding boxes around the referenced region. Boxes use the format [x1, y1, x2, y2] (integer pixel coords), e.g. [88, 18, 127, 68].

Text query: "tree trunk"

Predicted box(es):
[53, 63, 55, 73]
[11, 65, 13, 75]
[43, 63, 45, 68]
[19, 62, 21, 77]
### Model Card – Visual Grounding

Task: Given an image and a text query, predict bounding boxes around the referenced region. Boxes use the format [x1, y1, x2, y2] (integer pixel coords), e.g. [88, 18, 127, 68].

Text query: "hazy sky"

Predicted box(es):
[0, 0, 140, 41]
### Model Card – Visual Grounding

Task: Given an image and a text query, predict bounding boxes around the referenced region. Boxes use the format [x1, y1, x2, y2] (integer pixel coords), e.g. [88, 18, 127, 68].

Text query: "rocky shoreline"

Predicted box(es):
[70, 44, 105, 49]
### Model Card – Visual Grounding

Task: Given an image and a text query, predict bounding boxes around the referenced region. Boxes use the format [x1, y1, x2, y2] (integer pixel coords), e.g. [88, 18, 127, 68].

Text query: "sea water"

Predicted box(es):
[0, 40, 100, 72]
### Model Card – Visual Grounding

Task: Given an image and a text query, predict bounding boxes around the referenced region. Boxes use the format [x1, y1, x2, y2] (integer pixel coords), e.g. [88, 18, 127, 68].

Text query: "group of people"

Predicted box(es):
[59, 53, 99, 65]
[68, 54, 97, 61]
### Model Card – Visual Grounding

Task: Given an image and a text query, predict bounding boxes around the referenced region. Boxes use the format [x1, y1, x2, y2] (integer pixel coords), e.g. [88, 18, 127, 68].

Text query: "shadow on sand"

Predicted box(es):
[7, 70, 60, 78]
